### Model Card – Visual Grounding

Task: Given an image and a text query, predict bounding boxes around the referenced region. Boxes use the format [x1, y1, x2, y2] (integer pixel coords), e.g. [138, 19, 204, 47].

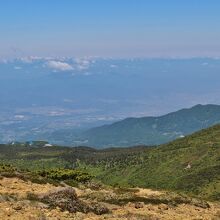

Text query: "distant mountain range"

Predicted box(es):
[1, 57, 220, 144]
[70, 104, 220, 148]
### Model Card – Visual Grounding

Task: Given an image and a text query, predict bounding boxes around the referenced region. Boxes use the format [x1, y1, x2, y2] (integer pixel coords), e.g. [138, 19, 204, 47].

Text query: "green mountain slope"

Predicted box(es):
[0, 123, 220, 200]
[80, 104, 220, 148]
[82, 124, 220, 200]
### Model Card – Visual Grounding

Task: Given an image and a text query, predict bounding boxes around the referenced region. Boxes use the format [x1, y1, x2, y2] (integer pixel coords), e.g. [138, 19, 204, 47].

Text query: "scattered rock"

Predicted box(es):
[38, 187, 109, 215]
[89, 202, 109, 215]
[12, 203, 22, 211]
[134, 202, 144, 209]
[39, 187, 83, 213]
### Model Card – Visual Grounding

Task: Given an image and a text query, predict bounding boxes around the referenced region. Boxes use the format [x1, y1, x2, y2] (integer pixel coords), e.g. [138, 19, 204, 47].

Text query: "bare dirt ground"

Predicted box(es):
[0, 177, 219, 220]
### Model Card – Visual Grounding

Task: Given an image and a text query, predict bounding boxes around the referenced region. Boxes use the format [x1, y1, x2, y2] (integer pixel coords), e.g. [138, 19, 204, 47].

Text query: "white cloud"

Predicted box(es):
[74, 58, 90, 70]
[20, 57, 34, 63]
[46, 60, 74, 71]
[19, 56, 44, 63]
[14, 115, 25, 119]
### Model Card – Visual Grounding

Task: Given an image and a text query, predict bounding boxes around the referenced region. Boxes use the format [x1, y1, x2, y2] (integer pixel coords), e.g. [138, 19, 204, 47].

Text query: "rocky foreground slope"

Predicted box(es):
[0, 177, 219, 220]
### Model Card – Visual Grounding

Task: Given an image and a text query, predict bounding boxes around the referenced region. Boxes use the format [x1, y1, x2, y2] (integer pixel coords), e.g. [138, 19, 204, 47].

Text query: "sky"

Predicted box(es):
[0, 0, 220, 58]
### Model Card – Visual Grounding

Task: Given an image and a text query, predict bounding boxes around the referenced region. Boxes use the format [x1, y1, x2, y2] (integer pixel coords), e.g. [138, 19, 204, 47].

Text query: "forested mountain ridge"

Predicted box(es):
[77, 104, 220, 147]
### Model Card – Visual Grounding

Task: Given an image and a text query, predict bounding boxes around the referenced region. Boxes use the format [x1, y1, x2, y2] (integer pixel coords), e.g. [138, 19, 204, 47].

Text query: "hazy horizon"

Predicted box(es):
[1, 0, 220, 58]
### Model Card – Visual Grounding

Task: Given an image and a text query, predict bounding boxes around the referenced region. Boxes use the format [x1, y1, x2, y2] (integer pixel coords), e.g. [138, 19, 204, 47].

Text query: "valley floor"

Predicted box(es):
[0, 177, 219, 220]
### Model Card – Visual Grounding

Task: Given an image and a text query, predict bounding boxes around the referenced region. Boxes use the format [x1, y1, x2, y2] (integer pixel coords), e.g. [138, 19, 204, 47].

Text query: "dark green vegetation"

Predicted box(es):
[76, 104, 220, 147]
[0, 123, 220, 201]
[0, 163, 92, 187]
[38, 169, 92, 183]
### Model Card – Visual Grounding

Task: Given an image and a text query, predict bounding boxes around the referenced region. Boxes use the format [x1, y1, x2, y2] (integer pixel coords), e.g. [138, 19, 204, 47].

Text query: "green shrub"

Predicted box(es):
[37, 168, 92, 183]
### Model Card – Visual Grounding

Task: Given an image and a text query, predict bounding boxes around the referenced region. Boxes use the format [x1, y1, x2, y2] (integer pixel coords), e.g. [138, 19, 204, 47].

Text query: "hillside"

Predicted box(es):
[77, 104, 220, 148]
[0, 123, 220, 219]
[0, 123, 220, 201]
[82, 124, 220, 200]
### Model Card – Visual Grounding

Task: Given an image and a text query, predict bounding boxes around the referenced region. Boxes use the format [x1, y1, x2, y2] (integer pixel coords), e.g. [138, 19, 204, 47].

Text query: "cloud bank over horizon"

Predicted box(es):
[46, 60, 74, 71]
[1, 57, 220, 143]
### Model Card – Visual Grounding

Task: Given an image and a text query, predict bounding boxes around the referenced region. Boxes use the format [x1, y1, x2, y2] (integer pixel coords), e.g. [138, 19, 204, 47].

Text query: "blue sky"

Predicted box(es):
[0, 0, 220, 58]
